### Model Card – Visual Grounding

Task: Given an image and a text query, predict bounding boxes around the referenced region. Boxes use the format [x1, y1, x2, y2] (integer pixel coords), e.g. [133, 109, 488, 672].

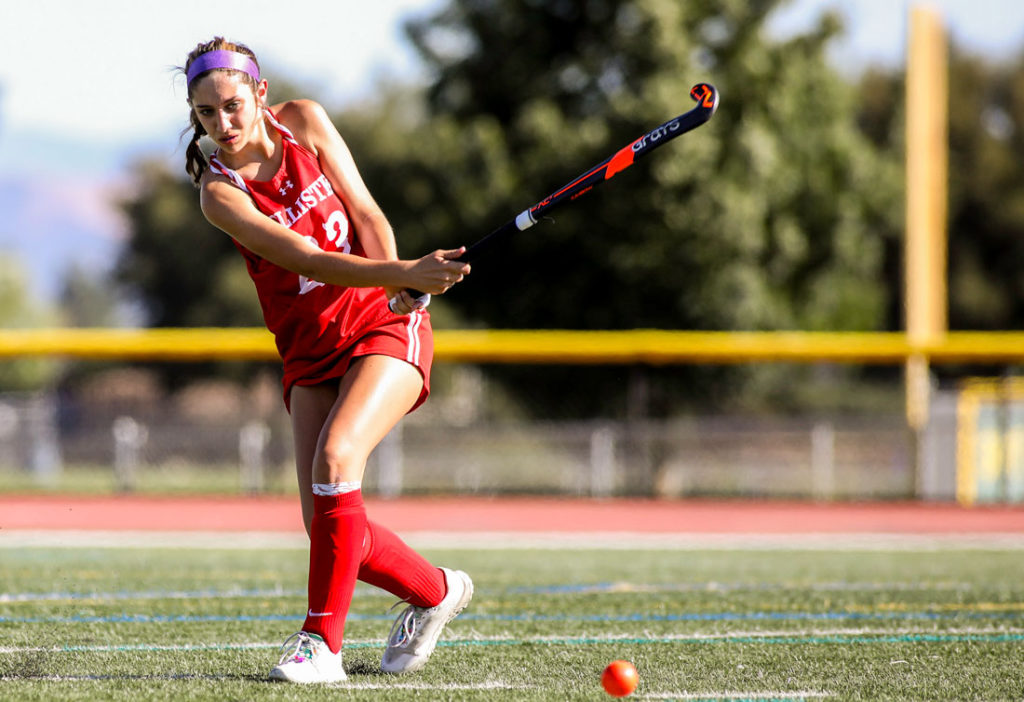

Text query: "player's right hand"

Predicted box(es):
[410, 247, 471, 295]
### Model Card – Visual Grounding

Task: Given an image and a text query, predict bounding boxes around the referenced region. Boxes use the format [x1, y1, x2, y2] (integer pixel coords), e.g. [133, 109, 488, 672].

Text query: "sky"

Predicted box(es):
[1, 0, 1023, 306]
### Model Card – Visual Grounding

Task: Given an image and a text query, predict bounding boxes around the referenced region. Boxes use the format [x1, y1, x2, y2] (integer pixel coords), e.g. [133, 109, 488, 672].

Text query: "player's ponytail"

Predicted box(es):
[183, 112, 208, 187]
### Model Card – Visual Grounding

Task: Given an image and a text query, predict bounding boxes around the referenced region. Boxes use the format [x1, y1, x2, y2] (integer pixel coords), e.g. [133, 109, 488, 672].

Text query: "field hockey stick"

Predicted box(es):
[390, 82, 719, 312]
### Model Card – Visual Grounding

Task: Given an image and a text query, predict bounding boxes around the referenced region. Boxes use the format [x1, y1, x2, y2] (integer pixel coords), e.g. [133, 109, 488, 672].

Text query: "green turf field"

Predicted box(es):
[2, 542, 1023, 701]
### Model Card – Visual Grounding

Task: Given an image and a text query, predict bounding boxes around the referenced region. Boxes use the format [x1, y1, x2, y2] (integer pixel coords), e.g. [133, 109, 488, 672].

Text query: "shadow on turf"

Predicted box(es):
[1, 672, 262, 682]
[0, 650, 51, 679]
[2, 661, 393, 684]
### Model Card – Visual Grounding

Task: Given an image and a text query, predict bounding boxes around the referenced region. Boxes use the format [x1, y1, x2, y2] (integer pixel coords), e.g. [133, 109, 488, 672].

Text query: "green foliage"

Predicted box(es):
[114, 161, 275, 389]
[346, 0, 903, 416]
[0, 255, 60, 390]
[946, 50, 1024, 330]
[59, 264, 122, 327]
[366, 0, 900, 334]
[857, 49, 1024, 332]
[116, 161, 262, 329]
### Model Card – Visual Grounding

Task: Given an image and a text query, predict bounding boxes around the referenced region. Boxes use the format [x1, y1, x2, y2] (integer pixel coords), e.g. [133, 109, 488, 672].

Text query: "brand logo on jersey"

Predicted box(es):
[279, 179, 294, 196]
[270, 174, 335, 228]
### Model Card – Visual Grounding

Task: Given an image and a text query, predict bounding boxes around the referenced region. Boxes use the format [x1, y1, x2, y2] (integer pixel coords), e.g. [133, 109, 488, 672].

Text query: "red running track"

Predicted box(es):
[2, 495, 1024, 534]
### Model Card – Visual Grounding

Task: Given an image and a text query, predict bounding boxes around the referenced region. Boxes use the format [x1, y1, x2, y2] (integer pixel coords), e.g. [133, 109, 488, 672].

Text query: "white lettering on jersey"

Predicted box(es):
[271, 174, 336, 228]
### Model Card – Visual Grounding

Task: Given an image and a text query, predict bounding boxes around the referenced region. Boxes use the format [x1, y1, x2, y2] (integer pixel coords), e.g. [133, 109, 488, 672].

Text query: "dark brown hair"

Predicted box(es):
[182, 37, 261, 186]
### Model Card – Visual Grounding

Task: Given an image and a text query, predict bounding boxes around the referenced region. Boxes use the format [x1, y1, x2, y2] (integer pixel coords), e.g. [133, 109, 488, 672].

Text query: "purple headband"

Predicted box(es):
[186, 50, 260, 87]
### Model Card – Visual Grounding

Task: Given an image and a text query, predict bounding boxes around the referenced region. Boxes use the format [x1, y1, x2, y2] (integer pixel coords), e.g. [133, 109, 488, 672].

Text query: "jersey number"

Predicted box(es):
[298, 210, 351, 295]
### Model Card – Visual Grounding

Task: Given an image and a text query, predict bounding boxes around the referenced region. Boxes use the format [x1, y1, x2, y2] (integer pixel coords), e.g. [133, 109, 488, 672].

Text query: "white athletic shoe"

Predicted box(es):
[381, 567, 474, 674]
[269, 631, 347, 684]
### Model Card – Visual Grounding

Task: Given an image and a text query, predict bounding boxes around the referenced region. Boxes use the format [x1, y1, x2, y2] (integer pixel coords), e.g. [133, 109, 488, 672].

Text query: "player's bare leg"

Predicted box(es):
[272, 356, 422, 683]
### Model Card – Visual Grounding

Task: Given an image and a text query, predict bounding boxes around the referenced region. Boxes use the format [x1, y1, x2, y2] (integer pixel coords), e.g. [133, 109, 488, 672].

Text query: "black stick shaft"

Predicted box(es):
[394, 82, 719, 306]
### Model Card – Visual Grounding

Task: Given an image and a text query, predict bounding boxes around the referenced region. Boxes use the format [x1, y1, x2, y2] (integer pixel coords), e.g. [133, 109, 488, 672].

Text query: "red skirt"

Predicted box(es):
[283, 308, 432, 413]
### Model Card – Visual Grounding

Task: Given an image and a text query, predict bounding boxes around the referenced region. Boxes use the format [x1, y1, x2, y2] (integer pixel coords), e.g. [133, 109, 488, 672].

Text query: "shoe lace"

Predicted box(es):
[277, 631, 317, 664]
[386, 603, 423, 650]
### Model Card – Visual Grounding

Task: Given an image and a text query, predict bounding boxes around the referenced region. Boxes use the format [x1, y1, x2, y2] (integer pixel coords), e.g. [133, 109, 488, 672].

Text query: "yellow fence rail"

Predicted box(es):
[0, 328, 1022, 364]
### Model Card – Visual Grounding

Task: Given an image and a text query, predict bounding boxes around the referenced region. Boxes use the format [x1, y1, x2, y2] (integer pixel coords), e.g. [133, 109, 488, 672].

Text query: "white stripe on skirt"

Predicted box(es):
[406, 311, 423, 366]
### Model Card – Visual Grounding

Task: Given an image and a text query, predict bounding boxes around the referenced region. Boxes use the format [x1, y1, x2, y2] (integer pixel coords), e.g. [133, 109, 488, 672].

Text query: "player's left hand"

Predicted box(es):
[386, 288, 431, 315]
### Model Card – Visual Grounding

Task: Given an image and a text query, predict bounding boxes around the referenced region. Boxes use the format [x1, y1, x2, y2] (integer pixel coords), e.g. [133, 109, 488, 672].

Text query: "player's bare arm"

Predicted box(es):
[273, 99, 470, 310]
[200, 173, 465, 295]
[275, 100, 399, 264]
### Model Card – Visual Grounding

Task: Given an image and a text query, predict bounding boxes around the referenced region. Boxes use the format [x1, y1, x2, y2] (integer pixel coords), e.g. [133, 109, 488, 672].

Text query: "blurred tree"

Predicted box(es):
[60, 264, 123, 327]
[346, 0, 903, 415]
[115, 160, 271, 388]
[946, 51, 1024, 330]
[363, 0, 901, 333]
[0, 255, 60, 391]
[53, 264, 128, 393]
[116, 160, 262, 328]
[857, 49, 1024, 332]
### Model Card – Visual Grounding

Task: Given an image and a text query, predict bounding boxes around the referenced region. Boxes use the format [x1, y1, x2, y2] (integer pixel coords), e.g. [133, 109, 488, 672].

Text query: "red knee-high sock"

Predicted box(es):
[358, 520, 447, 608]
[303, 491, 367, 653]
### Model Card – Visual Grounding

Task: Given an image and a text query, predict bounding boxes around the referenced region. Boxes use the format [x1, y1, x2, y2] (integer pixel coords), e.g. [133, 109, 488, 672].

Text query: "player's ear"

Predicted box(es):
[256, 79, 269, 107]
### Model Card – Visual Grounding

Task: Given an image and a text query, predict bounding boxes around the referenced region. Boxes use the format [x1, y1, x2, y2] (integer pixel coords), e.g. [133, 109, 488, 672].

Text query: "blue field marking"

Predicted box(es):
[0, 613, 370, 624]
[0, 584, 389, 603]
[0, 587, 305, 603]
[3, 608, 1023, 626]
[462, 611, 1006, 623]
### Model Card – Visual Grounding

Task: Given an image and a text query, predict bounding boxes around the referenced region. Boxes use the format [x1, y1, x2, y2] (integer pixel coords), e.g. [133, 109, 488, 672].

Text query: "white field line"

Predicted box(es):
[450, 626, 1024, 644]
[0, 640, 365, 654]
[0, 579, 971, 604]
[503, 580, 971, 594]
[3, 626, 1024, 654]
[3, 529, 1024, 550]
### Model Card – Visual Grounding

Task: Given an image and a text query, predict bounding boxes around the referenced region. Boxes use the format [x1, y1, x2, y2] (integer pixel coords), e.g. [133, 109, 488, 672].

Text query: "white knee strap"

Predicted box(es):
[312, 481, 362, 496]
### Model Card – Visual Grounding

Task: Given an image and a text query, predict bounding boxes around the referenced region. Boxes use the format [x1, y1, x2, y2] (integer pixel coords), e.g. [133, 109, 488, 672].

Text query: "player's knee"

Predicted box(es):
[315, 439, 365, 483]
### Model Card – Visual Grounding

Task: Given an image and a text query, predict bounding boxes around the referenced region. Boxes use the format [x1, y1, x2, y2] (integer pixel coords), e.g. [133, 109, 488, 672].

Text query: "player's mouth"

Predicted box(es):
[218, 134, 239, 146]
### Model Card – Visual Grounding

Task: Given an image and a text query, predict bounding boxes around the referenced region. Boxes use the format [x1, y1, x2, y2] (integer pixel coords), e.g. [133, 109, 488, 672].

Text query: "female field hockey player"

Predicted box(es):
[181, 37, 473, 684]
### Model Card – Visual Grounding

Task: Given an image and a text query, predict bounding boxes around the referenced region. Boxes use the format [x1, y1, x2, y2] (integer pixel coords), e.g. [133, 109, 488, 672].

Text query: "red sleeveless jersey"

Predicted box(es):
[208, 111, 432, 407]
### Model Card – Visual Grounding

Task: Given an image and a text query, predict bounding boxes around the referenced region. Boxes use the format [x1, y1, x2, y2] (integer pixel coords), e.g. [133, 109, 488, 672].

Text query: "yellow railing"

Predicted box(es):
[0, 328, 1022, 364]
